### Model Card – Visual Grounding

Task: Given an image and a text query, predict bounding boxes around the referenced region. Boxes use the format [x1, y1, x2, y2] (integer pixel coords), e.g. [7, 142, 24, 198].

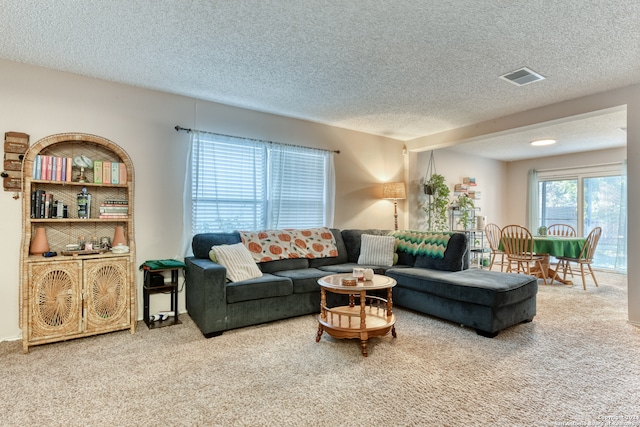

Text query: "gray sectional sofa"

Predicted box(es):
[185, 228, 537, 338]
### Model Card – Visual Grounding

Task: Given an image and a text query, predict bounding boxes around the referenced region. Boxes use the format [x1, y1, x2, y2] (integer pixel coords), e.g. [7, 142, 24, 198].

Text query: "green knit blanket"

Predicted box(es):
[388, 230, 454, 259]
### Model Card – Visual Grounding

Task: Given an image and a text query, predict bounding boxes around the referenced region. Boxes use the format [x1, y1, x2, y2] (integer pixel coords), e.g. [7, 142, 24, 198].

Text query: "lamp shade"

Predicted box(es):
[382, 182, 406, 200]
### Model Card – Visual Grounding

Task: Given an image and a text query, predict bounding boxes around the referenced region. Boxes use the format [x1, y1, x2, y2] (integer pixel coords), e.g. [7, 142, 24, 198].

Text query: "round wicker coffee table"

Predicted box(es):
[315, 273, 396, 357]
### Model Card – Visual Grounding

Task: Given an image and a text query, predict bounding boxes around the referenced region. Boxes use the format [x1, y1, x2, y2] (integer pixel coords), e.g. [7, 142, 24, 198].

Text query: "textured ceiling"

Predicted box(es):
[0, 1, 637, 158]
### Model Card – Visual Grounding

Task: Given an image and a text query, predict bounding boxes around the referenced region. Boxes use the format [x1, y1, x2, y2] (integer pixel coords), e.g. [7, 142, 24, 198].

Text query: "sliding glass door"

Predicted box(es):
[583, 175, 625, 270]
[539, 179, 578, 230]
[537, 164, 626, 271]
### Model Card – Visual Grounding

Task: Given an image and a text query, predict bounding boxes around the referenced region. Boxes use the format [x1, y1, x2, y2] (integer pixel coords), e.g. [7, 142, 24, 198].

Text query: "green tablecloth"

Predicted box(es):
[532, 237, 585, 258]
[500, 236, 586, 258]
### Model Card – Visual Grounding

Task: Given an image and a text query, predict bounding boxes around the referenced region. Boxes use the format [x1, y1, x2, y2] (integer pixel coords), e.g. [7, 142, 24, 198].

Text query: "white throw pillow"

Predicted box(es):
[357, 234, 396, 266]
[212, 243, 263, 282]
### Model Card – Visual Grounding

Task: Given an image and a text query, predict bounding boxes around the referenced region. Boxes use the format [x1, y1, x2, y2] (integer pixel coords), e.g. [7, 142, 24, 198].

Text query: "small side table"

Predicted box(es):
[142, 267, 182, 329]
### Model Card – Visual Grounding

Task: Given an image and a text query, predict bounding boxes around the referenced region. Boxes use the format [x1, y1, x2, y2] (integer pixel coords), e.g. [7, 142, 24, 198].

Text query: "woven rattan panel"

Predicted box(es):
[28, 260, 83, 341]
[84, 257, 130, 332]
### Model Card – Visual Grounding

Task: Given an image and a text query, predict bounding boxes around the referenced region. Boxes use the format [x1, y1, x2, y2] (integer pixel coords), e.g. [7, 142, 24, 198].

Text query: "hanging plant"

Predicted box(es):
[423, 172, 450, 231]
[423, 150, 437, 195]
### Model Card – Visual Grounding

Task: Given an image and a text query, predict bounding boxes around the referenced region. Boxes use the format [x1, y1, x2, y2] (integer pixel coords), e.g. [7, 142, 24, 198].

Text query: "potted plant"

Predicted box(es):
[423, 173, 450, 231]
[453, 194, 475, 230]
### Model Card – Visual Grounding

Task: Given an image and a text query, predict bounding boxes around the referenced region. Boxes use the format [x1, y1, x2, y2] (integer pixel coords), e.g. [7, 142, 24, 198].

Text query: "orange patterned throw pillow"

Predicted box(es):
[239, 227, 338, 263]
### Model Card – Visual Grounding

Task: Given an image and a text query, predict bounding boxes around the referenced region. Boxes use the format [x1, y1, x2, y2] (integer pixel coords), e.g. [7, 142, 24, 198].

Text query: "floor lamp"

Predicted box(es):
[382, 182, 406, 231]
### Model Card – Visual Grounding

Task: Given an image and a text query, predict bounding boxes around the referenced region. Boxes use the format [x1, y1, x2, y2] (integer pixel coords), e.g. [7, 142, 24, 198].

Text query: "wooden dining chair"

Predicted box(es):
[501, 225, 549, 284]
[484, 223, 505, 271]
[547, 224, 577, 237]
[556, 227, 602, 290]
[546, 223, 577, 277]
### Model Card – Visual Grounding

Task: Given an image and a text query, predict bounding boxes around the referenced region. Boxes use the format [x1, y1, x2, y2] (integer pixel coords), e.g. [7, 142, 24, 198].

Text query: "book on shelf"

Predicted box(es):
[66, 156, 72, 182]
[47, 156, 53, 180]
[99, 207, 129, 214]
[33, 155, 41, 179]
[99, 204, 126, 210]
[111, 162, 119, 184]
[40, 191, 46, 218]
[100, 207, 128, 213]
[93, 160, 103, 184]
[30, 190, 37, 218]
[44, 193, 52, 218]
[41, 155, 48, 180]
[55, 157, 62, 181]
[119, 163, 127, 184]
[102, 161, 111, 184]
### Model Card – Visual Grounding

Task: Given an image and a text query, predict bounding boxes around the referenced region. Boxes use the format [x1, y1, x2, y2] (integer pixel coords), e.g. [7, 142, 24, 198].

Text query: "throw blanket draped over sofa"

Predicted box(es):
[185, 228, 537, 338]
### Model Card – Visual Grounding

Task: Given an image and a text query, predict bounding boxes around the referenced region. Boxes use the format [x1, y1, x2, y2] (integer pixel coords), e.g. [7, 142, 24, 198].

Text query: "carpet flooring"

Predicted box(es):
[1, 271, 638, 426]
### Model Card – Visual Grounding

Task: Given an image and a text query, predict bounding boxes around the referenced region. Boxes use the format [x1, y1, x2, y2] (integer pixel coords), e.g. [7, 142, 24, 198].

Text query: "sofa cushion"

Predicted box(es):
[212, 243, 263, 282]
[357, 234, 395, 266]
[192, 232, 241, 259]
[308, 228, 348, 268]
[413, 232, 469, 272]
[273, 268, 330, 293]
[386, 267, 537, 308]
[396, 250, 416, 267]
[260, 258, 309, 274]
[341, 229, 391, 263]
[226, 274, 293, 304]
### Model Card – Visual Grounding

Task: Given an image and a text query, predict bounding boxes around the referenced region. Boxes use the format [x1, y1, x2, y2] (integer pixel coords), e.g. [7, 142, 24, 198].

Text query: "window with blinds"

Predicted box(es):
[191, 132, 333, 234]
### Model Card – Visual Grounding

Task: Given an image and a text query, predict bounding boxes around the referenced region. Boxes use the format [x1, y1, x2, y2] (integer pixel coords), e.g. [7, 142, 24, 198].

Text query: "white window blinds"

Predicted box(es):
[189, 131, 334, 234]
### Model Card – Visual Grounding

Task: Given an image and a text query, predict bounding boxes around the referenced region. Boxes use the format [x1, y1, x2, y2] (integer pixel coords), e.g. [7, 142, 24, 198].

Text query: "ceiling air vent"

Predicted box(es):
[500, 67, 545, 86]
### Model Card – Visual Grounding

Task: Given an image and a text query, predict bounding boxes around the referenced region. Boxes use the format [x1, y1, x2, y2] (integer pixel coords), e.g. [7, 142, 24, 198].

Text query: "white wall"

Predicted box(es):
[0, 59, 404, 342]
[408, 149, 507, 230]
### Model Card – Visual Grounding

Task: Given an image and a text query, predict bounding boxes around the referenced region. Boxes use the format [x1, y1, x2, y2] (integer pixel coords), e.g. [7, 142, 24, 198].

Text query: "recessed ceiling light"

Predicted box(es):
[530, 139, 557, 146]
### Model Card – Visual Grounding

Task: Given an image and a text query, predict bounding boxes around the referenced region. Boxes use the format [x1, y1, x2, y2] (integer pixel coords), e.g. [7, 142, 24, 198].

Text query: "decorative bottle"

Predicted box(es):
[77, 187, 90, 219]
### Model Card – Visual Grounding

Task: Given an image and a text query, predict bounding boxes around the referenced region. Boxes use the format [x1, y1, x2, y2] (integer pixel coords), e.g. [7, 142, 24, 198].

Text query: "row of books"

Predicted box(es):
[30, 192, 129, 219]
[31, 155, 128, 185]
[32, 155, 73, 182]
[30, 190, 59, 218]
[99, 199, 129, 219]
[93, 161, 127, 185]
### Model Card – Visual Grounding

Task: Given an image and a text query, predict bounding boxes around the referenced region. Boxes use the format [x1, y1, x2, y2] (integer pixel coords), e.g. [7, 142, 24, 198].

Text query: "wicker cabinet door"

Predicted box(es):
[83, 257, 130, 333]
[28, 260, 83, 343]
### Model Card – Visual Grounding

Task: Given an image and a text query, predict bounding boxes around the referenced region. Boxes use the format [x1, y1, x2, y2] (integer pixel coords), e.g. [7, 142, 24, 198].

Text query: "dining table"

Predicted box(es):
[500, 235, 587, 285]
